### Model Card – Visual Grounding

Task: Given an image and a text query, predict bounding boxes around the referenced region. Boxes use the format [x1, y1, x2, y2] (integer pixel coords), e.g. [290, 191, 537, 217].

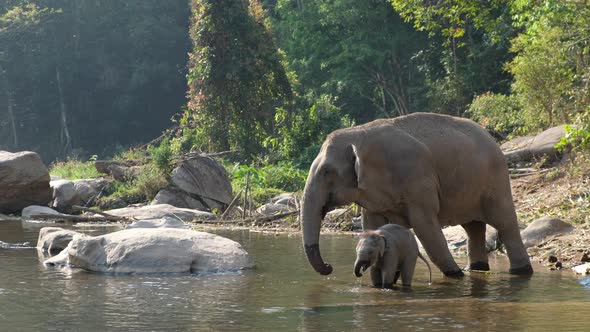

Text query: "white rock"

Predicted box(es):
[126, 216, 190, 229]
[573, 263, 590, 275]
[37, 227, 83, 253]
[255, 203, 294, 216]
[44, 228, 252, 274]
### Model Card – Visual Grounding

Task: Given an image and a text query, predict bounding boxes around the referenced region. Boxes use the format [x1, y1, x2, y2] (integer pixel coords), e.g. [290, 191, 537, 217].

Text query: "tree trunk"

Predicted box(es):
[7, 90, 18, 149]
[55, 66, 72, 156]
[2, 69, 18, 148]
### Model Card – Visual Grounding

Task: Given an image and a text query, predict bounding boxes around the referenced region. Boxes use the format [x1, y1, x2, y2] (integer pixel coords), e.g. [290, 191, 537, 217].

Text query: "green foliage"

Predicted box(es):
[269, 94, 353, 168]
[227, 161, 307, 193]
[49, 159, 101, 180]
[104, 164, 168, 203]
[557, 110, 590, 152]
[467, 92, 525, 138]
[274, 0, 433, 121]
[187, 0, 292, 159]
[507, 1, 590, 129]
[149, 139, 174, 174]
[507, 27, 574, 128]
[0, 1, 191, 161]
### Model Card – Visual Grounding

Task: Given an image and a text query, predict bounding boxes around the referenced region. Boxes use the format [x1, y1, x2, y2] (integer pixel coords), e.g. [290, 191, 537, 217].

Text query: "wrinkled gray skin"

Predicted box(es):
[301, 113, 532, 277]
[354, 224, 432, 287]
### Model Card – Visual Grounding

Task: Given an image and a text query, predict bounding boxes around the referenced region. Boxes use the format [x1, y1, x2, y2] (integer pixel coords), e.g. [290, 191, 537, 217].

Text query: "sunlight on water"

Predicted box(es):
[0, 221, 589, 331]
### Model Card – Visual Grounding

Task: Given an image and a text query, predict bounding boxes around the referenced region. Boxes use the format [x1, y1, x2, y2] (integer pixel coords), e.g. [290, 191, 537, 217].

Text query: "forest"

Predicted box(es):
[2, 0, 589, 168]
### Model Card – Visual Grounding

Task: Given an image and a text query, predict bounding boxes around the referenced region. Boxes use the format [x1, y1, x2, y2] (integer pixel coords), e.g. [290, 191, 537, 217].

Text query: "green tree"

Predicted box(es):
[187, 0, 292, 159]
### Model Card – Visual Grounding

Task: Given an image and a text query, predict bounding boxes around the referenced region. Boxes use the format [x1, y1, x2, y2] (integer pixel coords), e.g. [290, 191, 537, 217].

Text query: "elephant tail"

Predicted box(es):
[418, 252, 432, 285]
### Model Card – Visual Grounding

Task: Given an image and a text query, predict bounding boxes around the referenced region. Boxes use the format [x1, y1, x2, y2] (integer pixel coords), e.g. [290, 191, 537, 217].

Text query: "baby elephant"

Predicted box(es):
[354, 224, 432, 288]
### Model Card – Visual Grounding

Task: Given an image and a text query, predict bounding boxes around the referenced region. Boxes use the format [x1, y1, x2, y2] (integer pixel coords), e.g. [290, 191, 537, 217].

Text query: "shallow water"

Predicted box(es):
[1, 220, 589, 331]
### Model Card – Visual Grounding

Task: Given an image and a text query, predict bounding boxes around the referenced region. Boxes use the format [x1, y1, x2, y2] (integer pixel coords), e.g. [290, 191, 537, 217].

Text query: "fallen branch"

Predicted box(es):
[28, 213, 128, 223]
[71, 205, 119, 218]
[221, 189, 243, 220]
[510, 168, 553, 178]
[193, 210, 300, 226]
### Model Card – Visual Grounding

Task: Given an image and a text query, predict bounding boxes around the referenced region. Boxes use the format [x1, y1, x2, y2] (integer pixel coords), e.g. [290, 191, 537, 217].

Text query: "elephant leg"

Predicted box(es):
[380, 255, 398, 289]
[483, 197, 532, 275]
[462, 221, 490, 271]
[393, 271, 401, 285]
[361, 210, 388, 231]
[400, 256, 417, 286]
[409, 209, 463, 277]
[370, 265, 383, 288]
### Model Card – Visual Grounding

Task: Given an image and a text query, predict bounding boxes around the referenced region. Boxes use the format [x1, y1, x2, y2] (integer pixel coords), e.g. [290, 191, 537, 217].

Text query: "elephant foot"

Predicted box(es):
[443, 269, 465, 278]
[509, 264, 533, 275]
[393, 271, 401, 284]
[469, 261, 490, 271]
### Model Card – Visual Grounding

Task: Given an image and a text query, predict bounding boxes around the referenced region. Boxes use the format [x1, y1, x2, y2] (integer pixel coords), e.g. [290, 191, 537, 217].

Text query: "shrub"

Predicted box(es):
[149, 139, 174, 174]
[225, 161, 308, 206]
[105, 164, 168, 203]
[466, 92, 526, 138]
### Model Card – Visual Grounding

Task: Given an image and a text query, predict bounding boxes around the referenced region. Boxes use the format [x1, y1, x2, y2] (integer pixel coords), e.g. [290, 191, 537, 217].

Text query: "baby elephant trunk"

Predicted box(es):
[354, 259, 370, 277]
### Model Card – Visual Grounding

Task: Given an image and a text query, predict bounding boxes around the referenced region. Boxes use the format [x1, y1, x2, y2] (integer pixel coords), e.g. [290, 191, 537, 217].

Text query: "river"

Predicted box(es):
[0, 220, 589, 331]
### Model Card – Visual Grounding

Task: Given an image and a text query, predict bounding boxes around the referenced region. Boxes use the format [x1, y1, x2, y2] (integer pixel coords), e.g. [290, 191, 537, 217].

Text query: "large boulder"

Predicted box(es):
[44, 228, 253, 274]
[22, 205, 63, 219]
[502, 125, 568, 164]
[521, 216, 574, 248]
[50, 179, 82, 213]
[170, 156, 233, 211]
[442, 224, 500, 253]
[151, 188, 208, 211]
[73, 178, 110, 205]
[37, 227, 82, 253]
[0, 151, 51, 213]
[105, 204, 216, 221]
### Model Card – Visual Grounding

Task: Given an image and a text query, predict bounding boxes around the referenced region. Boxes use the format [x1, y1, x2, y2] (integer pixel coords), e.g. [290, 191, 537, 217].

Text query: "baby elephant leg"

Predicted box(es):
[381, 255, 399, 289]
[399, 255, 418, 286]
[370, 265, 383, 288]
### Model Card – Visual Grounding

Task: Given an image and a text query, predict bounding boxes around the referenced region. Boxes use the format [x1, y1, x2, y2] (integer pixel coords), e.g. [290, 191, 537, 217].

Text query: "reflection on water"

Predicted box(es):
[1, 221, 589, 331]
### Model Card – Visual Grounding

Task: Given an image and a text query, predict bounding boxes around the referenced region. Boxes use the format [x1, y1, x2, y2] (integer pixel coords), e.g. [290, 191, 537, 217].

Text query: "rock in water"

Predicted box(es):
[22, 205, 64, 219]
[37, 227, 83, 253]
[0, 151, 52, 214]
[44, 228, 252, 274]
[521, 216, 574, 248]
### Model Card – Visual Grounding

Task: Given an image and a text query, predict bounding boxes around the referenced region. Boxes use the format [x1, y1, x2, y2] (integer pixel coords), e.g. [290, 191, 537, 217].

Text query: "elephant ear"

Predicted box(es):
[378, 235, 386, 259]
[348, 144, 361, 187]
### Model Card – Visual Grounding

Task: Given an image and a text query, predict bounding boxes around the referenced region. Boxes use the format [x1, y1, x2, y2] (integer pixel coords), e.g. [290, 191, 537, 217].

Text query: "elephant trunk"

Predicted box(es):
[301, 180, 333, 276]
[354, 259, 369, 277]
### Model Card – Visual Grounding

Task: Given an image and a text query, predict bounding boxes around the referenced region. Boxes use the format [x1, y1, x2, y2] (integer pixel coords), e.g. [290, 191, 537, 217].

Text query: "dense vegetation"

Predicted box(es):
[4, 0, 590, 189]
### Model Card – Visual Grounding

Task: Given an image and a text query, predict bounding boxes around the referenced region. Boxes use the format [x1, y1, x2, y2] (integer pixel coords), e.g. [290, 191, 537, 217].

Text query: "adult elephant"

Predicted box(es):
[301, 113, 532, 277]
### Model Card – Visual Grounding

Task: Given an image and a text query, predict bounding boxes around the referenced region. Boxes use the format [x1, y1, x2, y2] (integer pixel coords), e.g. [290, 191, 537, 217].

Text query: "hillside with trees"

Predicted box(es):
[2, 0, 590, 180]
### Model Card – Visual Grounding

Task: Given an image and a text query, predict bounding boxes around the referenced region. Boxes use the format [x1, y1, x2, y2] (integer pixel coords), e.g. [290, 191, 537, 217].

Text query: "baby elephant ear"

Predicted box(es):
[378, 235, 386, 258]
